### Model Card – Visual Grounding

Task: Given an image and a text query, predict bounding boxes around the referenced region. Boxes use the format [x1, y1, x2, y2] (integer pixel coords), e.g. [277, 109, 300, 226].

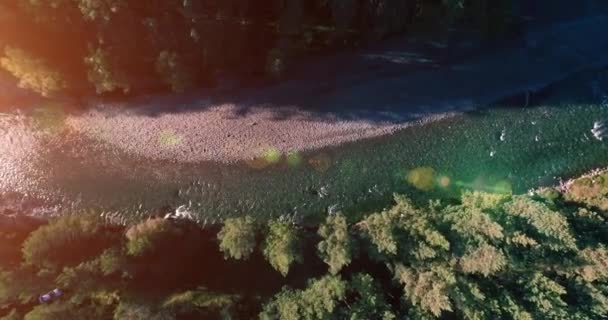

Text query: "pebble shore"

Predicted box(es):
[67, 104, 420, 163]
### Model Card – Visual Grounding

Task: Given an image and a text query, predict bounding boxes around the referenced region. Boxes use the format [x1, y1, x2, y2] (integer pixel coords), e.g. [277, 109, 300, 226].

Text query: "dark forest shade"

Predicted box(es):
[0, 0, 516, 98]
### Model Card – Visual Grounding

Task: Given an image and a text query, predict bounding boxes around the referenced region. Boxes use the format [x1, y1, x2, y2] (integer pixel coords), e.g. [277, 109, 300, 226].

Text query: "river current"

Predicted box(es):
[1, 69, 608, 224]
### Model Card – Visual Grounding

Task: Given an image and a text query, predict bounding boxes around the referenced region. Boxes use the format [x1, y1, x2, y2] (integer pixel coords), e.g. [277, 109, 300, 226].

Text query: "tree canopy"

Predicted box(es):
[263, 221, 302, 276]
[0, 0, 519, 97]
[218, 216, 257, 260]
[6, 168, 608, 319]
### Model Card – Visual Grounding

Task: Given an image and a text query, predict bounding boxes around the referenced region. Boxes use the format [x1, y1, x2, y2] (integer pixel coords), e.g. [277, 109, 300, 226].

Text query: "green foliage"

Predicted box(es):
[5, 0, 519, 98]
[460, 190, 510, 210]
[361, 209, 399, 255]
[346, 273, 395, 320]
[260, 275, 347, 320]
[0, 309, 20, 320]
[378, 195, 449, 261]
[394, 263, 455, 317]
[508, 231, 539, 248]
[24, 301, 111, 320]
[263, 221, 302, 276]
[537, 187, 562, 203]
[503, 196, 577, 251]
[495, 292, 533, 320]
[0, 267, 54, 306]
[113, 301, 175, 320]
[84, 46, 130, 94]
[98, 247, 129, 276]
[443, 204, 504, 245]
[0, 46, 66, 96]
[565, 172, 608, 211]
[55, 260, 121, 305]
[9, 172, 608, 319]
[22, 215, 115, 270]
[266, 48, 286, 80]
[521, 273, 569, 319]
[162, 288, 238, 317]
[318, 213, 353, 275]
[155, 51, 192, 93]
[24, 303, 80, 320]
[458, 243, 506, 277]
[125, 218, 182, 257]
[575, 245, 608, 282]
[76, 0, 124, 21]
[218, 216, 257, 260]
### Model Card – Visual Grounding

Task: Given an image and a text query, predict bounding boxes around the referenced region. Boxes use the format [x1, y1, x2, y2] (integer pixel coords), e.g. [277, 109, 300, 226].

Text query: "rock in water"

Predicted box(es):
[164, 205, 194, 220]
[592, 121, 606, 141]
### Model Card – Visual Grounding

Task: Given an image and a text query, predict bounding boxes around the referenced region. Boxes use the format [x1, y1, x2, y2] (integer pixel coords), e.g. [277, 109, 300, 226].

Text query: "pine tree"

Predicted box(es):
[263, 221, 302, 276]
[217, 216, 257, 260]
[520, 273, 569, 319]
[503, 196, 577, 251]
[260, 275, 347, 320]
[318, 213, 353, 275]
[393, 263, 455, 317]
[85, 46, 130, 94]
[345, 273, 395, 320]
[458, 243, 506, 277]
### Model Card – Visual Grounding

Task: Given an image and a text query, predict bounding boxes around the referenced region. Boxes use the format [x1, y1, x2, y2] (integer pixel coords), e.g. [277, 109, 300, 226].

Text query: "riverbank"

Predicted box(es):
[4, 165, 608, 319]
[63, 13, 608, 164]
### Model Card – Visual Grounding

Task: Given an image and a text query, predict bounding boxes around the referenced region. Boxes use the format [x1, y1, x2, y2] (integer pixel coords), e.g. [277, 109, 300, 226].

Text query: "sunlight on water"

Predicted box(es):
[3, 102, 608, 223]
[407, 167, 436, 191]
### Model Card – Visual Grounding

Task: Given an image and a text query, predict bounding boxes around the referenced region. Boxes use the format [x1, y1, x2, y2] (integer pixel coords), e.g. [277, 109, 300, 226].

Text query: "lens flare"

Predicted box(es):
[158, 129, 182, 147]
[246, 147, 282, 169]
[494, 180, 513, 194]
[438, 176, 451, 188]
[407, 167, 436, 191]
[264, 147, 281, 164]
[287, 152, 303, 167]
[472, 176, 487, 191]
[32, 104, 66, 134]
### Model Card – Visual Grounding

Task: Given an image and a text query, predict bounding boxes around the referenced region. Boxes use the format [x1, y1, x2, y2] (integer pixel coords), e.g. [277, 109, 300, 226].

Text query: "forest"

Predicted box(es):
[2, 170, 608, 319]
[0, 0, 517, 97]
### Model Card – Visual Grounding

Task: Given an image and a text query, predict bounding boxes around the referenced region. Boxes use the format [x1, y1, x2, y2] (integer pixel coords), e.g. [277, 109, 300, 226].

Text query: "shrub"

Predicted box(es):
[84, 46, 130, 94]
[217, 216, 257, 260]
[162, 289, 238, 317]
[113, 301, 175, 320]
[0, 47, 66, 97]
[98, 247, 128, 276]
[564, 172, 608, 210]
[260, 275, 347, 320]
[263, 221, 302, 276]
[125, 218, 182, 257]
[318, 213, 352, 275]
[0, 267, 55, 306]
[155, 51, 192, 93]
[0, 309, 20, 320]
[22, 215, 115, 270]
